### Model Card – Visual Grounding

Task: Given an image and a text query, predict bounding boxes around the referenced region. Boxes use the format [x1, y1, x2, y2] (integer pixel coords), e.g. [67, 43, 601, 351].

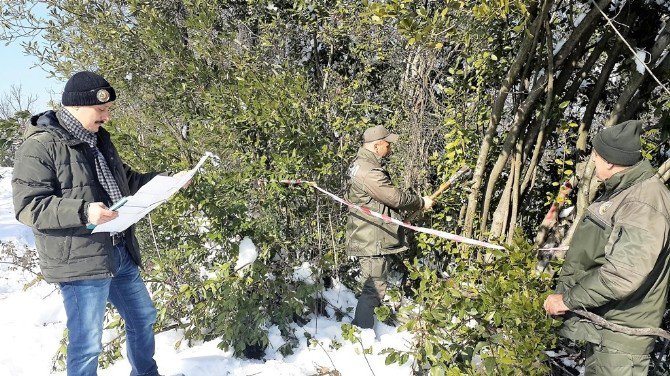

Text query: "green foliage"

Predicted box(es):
[143, 168, 327, 357]
[365, 0, 529, 48]
[51, 329, 67, 373]
[2, 0, 563, 367]
[384, 235, 558, 374]
[340, 323, 373, 357]
[0, 111, 29, 166]
[545, 121, 579, 206]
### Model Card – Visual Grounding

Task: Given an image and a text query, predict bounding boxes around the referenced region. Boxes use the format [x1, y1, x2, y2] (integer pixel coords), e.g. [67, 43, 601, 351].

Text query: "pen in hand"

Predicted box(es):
[87, 202, 119, 226]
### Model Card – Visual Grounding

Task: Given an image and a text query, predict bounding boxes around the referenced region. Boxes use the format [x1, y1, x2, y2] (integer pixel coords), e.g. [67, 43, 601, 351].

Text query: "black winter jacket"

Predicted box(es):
[12, 111, 158, 282]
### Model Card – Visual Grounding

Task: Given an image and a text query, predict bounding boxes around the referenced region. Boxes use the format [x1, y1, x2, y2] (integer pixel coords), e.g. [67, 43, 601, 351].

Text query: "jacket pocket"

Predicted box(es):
[379, 222, 402, 250]
[604, 226, 641, 270]
[35, 231, 72, 263]
[347, 239, 366, 253]
[559, 263, 574, 277]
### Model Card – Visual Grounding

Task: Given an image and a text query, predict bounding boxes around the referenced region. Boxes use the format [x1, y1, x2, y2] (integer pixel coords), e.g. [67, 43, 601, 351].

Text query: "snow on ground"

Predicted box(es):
[0, 168, 34, 247]
[0, 167, 413, 376]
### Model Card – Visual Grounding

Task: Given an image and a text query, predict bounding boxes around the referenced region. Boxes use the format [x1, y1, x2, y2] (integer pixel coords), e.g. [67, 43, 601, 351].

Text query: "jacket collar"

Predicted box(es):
[601, 159, 656, 196]
[56, 109, 97, 148]
[356, 147, 383, 166]
[27, 110, 84, 146]
[26, 110, 110, 147]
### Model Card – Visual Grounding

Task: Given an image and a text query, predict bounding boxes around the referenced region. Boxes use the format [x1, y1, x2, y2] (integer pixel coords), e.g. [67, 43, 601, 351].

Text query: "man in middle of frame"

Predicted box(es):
[346, 124, 434, 329]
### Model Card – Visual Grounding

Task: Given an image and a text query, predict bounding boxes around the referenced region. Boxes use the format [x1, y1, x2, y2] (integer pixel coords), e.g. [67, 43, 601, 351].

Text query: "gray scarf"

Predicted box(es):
[57, 109, 124, 205]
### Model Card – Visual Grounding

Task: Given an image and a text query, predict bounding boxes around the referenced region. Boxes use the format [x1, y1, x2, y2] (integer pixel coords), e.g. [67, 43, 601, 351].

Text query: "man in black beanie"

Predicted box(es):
[543, 120, 670, 375]
[12, 71, 187, 376]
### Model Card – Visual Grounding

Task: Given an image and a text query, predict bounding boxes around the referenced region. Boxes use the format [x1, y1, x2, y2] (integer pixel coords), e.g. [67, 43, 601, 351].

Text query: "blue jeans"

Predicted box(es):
[59, 243, 159, 376]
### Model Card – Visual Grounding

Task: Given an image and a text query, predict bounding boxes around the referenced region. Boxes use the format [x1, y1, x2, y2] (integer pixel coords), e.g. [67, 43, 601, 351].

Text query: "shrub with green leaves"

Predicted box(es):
[382, 234, 558, 375]
[2, 0, 588, 370]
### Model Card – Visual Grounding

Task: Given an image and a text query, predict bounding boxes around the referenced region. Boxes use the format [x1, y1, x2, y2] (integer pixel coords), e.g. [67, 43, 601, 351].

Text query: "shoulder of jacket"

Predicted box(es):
[20, 130, 57, 151]
[348, 158, 370, 174]
[617, 177, 670, 223]
[629, 176, 670, 198]
[359, 165, 388, 180]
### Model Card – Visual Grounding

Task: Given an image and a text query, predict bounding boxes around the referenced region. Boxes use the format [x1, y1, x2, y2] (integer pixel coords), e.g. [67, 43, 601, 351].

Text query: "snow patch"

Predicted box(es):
[0, 167, 35, 248]
[292, 262, 316, 285]
[559, 206, 575, 218]
[635, 49, 649, 74]
[234, 236, 258, 272]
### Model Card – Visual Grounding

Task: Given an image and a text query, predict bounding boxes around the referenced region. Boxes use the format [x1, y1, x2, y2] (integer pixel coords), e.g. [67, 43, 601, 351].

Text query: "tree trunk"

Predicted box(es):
[489, 165, 514, 239]
[657, 158, 670, 182]
[534, 177, 575, 247]
[462, 0, 552, 238]
[561, 158, 599, 247]
[506, 139, 523, 242]
[520, 20, 557, 196]
[479, 77, 548, 235]
[576, 38, 623, 152]
[471, 0, 611, 237]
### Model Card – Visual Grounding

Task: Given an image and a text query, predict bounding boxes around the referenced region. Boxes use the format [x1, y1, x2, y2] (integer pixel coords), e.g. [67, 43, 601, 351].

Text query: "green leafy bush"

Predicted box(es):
[383, 235, 558, 375]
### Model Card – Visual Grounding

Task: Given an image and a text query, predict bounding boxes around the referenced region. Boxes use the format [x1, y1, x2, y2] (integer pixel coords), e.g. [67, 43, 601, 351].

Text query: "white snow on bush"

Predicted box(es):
[559, 205, 575, 218]
[292, 262, 316, 285]
[635, 49, 648, 74]
[234, 236, 258, 272]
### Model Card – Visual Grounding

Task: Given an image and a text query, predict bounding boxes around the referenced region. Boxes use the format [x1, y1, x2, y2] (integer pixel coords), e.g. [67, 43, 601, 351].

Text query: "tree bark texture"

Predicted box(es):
[462, 0, 553, 238]
[464, 0, 670, 248]
[467, 0, 613, 238]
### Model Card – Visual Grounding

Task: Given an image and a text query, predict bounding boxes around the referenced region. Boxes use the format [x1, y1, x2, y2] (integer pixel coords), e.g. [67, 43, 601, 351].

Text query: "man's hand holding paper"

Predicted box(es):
[87, 202, 119, 225]
[90, 153, 209, 233]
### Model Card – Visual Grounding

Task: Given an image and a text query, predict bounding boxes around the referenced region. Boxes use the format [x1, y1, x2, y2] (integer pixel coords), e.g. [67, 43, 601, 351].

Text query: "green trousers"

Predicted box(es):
[584, 343, 650, 376]
[351, 256, 389, 329]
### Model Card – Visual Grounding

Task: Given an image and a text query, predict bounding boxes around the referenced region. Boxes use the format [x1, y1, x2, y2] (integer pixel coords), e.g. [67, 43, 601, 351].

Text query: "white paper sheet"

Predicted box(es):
[92, 153, 210, 233]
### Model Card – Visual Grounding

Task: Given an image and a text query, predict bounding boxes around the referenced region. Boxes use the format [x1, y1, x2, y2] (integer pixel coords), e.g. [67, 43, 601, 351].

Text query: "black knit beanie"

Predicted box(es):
[593, 120, 643, 166]
[61, 71, 116, 106]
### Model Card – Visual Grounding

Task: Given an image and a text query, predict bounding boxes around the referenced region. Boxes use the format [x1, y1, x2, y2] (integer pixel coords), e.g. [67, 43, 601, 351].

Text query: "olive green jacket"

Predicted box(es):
[12, 111, 159, 283]
[556, 160, 670, 354]
[345, 147, 423, 256]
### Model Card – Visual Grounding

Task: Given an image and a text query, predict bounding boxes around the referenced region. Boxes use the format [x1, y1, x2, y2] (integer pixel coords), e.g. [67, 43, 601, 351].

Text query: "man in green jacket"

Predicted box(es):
[12, 71, 189, 376]
[543, 120, 670, 375]
[346, 125, 433, 329]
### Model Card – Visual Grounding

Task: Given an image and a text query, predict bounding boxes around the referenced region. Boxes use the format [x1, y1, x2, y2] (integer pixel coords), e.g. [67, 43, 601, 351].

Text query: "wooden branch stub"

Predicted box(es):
[573, 309, 670, 341]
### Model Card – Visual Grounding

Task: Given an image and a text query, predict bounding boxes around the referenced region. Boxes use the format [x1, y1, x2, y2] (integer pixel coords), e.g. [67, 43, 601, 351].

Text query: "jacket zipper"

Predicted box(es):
[584, 215, 606, 230]
[609, 228, 623, 255]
